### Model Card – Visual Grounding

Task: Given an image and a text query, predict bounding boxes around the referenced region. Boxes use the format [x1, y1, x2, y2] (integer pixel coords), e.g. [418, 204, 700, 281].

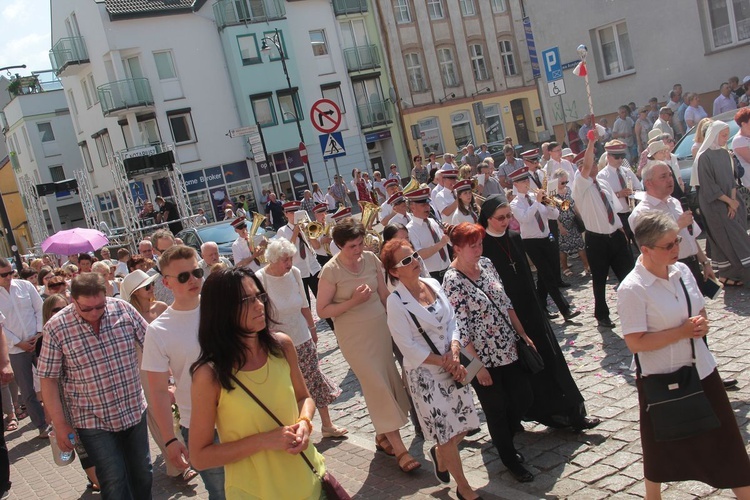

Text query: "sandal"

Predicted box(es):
[562, 268, 573, 277]
[719, 277, 744, 287]
[396, 451, 421, 473]
[321, 425, 348, 438]
[179, 468, 199, 482]
[87, 480, 101, 492]
[375, 434, 395, 456]
[4, 419, 18, 432]
[15, 410, 27, 420]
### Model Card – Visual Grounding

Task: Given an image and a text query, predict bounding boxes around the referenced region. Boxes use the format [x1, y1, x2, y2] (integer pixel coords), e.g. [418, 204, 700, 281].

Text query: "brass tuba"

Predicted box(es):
[359, 201, 382, 253]
[402, 177, 421, 195]
[247, 211, 268, 264]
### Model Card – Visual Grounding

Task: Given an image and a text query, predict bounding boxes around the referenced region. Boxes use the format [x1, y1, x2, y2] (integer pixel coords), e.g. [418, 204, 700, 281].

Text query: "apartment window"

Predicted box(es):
[321, 83, 346, 113]
[460, 0, 476, 16]
[88, 74, 99, 104]
[237, 35, 261, 65]
[499, 40, 517, 76]
[596, 21, 634, 78]
[94, 135, 108, 167]
[705, 0, 750, 48]
[491, 0, 506, 13]
[309, 30, 329, 56]
[394, 0, 411, 23]
[451, 111, 474, 151]
[469, 44, 489, 81]
[437, 48, 459, 87]
[418, 117, 444, 156]
[154, 51, 177, 80]
[251, 94, 277, 127]
[80, 141, 94, 173]
[167, 110, 196, 144]
[82, 79, 93, 108]
[484, 104, 504, 143]
[427, 0, 444, 20]
[404, 53, 427, 92]
[278, 90, 302, 124]
[49, 165, 65, 183]
[263, 31, 288, 61]
[37, 122, 56, 142]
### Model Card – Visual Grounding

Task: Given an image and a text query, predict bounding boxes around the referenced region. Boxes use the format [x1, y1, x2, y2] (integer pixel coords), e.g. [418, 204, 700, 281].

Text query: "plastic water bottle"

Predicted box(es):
[59, 434, 76, 462]
[49, 430, 76, 466]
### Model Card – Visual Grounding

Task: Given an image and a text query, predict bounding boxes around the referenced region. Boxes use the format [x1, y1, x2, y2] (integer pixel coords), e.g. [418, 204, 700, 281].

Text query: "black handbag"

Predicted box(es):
[230, 375, 351, 499]
[635, 279, 720, 442]
[453, 269, 544, 374]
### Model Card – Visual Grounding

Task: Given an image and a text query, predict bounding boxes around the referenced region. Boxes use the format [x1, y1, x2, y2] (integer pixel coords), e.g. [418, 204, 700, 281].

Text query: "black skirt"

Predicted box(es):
[638, 369, 750, 487]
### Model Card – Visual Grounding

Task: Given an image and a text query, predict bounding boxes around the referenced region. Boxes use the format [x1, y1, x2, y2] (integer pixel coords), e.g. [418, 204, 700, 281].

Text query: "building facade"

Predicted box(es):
[375, 0, 545, 159]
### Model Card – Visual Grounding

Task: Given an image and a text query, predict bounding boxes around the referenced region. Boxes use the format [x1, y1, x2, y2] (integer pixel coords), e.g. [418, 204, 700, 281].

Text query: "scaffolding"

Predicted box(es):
[73, 169, 100, 230]
[18, 174, 49, 247]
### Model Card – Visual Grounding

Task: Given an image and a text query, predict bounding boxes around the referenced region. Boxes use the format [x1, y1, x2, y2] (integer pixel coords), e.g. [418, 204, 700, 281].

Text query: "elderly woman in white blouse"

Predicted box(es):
[383, 238, 481, 500]
[617, 211, 750, 499]
[257, 238, 347, 438]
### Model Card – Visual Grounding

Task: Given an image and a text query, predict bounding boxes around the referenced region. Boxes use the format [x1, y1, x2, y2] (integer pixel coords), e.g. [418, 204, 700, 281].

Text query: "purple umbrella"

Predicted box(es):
[41, 228, 110, 255]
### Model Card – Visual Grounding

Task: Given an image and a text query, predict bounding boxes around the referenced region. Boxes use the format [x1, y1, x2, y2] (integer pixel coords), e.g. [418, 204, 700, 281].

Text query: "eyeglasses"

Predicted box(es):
[394, 251, 420, 268]
[143, 283, 153, 292]
[164, 268, 205, 284]
[651, 235, 683, 251]
[49, 282, 66, 289]
[560, 181, 569, 185]
[236, 224, 247, 231]
[610, 153, 627, 160]
[0, 271, 13, 278]
[74, 299, 107, 313]
[51, 307, 64, 313]
[241, 293, 268, 305]
[491, 213, 513, 221]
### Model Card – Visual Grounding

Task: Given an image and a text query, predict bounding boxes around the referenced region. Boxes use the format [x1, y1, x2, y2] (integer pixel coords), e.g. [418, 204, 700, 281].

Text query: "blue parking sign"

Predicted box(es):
[541, 47, 563, 82]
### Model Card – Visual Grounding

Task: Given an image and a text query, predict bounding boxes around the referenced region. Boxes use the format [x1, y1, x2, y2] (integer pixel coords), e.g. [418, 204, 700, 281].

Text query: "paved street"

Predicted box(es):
[4, 252, 750, 499]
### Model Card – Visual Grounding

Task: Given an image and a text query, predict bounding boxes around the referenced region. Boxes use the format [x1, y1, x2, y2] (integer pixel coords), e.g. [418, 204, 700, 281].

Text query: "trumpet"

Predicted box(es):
[469, 178, 486, 206]
[536, 189, 570, 211]
[247, 211, 268, 264]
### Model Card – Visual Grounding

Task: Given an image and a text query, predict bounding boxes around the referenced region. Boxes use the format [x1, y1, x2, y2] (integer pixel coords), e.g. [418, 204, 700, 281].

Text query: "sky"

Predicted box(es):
[0, 0, 52, 77]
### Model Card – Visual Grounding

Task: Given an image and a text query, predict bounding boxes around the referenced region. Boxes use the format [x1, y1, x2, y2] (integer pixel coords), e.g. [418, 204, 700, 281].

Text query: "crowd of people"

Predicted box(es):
[0, 81, 748, 499]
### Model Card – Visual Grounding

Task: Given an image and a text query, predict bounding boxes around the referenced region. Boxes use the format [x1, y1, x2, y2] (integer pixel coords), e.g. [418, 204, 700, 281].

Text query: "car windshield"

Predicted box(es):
[674, 117, 740, 160]
[195, 223, 238, 246]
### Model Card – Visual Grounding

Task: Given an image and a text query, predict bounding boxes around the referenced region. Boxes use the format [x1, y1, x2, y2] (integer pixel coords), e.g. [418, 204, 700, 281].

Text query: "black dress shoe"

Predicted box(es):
[456, 489, 483, 500]
[558, 281, 571, 288]
[546, 310, 559, 319]
[563, 309, 581, 321]
[597, 318, 616, 328]
[466, 427, 481, 436]
[723, 378, 739, 389]
[507, 463, 534, 483]
[515, 452, 525, 463]
[571, 417, 602, 432]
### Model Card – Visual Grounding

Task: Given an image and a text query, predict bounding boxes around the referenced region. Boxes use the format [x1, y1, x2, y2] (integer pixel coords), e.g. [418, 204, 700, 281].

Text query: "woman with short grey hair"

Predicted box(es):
[258, 238, 347, 438]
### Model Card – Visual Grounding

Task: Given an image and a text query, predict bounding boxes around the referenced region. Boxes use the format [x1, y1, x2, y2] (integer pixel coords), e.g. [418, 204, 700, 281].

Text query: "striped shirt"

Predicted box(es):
[38, 298, 148, 431]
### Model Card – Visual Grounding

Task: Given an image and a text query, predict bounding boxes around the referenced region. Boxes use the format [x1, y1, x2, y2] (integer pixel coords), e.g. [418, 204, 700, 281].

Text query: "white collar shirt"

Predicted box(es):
[545, 158, 576, 180]
[509, 193, 558, 239]
[231, 236, 262, 272]
[434, 188, 456, 217]
[628, 194, 701, 260]
[275, 224, 322, 278]
[0, 279, 43, 353]
[390, 212, 411, 226]
[379, 201, 393, 219]
[407, 216, 449, 273]
[617, 260, 716, 378]
[431, 184, 444, 200]
[597, 164, 643, 213]
[572, 174, 623, 234]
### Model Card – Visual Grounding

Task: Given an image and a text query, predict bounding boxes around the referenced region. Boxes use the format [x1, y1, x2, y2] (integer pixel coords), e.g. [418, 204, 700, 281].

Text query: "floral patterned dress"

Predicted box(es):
[557, 191, 585, 254]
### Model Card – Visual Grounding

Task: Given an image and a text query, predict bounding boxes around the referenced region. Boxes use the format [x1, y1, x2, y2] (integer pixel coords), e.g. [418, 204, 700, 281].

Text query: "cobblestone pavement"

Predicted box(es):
[4, 252, 750, 499]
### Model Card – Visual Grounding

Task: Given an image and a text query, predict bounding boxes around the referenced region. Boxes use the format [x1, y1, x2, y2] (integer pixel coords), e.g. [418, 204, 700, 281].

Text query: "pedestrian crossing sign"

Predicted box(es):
[319, 132, 346, 160]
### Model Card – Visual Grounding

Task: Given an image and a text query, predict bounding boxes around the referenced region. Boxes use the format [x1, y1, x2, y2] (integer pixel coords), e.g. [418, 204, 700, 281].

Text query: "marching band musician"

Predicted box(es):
[327, 207, 353, 257]
[572, 128, 635, 329]
[448, 180, 479, 225]
[230, 216, 266, 272]
[509, 167, 580, 321]
[311, 203, 333, 268]
[596, 140, 643, 248]
[434, 167, 459, 219]
[405, 187, 451, 282]
[276, 201, 323, 305]
[379, 178, 402, 227]
[386, 191, 411, 226]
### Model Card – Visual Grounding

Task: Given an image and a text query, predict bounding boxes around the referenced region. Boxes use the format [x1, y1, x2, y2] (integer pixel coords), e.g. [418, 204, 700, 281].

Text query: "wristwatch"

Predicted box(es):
[702, 259, 712, 267]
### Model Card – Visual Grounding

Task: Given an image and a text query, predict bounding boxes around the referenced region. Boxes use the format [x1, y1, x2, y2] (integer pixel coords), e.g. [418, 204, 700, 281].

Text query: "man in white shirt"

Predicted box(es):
[652, 107, 675, 138]
[597, 140, 643, 248]
[198, 241, 232, 275]
[612, 106, 636, 160]
[386, 191, 410, 226]
[141, 246, 225, 498]
[379, 178, 402, 226]
[230, 216, 265, 272]
[544, 142, 577, 180]
[509, 169, 579, 321]
[713, 82, 737, 116]
[0, 259, 46, 436]
[572, 131, 635, 328]
[276, 201, 323, 304]
[405, 188, 450, 282]
[434, 168, 459, 219]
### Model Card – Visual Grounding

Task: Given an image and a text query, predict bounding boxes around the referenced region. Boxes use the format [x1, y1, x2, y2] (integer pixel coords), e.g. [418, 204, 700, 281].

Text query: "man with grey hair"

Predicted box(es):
[149, 230, 175, 304]
[477, 162, 506, 201]
[138, 239, 155, 262]
[198, 242, 232, 275]
[497, 145, 524, 189]
[713, 82, 737, 116]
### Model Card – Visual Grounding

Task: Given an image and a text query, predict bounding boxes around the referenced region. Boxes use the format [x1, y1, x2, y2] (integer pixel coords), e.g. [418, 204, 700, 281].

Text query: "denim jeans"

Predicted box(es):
[181, 425, 225, 499]
[77, 412, 152, 500]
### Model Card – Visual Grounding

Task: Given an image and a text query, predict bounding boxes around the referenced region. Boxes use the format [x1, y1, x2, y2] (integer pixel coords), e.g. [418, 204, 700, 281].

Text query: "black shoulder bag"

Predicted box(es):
[453, 269, 544, 374]
[394, 291, 482, 388]
[635, 278, 720, 442]
[229, 374, 351, 500]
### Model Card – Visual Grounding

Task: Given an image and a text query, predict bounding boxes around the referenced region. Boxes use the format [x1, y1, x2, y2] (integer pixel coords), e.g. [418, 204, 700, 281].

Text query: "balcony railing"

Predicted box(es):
[356, 99, 392, 129]
[213, 0, 285, 29]
[97, 78, 154, 116]
[343, 45, 380, 72]
[50, 37, 89, 75]
[333, 0, 367, 15]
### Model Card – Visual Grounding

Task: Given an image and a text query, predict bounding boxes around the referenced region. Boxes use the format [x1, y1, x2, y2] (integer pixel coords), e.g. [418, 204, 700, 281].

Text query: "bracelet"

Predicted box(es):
[165, 437, 179, 448]
[296, 416, 313, 432]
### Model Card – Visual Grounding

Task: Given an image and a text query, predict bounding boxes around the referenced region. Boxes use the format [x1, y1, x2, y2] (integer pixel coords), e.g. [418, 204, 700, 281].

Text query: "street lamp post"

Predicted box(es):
[261, 29, 312, 199]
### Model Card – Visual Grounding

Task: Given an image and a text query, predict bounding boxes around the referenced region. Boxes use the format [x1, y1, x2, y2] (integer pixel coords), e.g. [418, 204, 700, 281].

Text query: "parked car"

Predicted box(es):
[176, 221, 276, 263]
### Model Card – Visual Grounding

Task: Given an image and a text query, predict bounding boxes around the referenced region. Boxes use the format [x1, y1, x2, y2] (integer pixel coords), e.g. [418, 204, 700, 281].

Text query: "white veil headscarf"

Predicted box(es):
[690, 121, 730, 186]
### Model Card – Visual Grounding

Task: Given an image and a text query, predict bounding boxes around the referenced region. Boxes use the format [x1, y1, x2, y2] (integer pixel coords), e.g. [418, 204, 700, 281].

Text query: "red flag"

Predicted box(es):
[573, 61, 587, 77]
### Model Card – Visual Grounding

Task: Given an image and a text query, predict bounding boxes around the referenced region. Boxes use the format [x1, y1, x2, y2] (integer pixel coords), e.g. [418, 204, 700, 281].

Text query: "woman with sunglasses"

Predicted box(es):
[383, 239, 481, 499]
[42, 276, 68, 300]
[617, 211, 750, 498]
[552, 169, 590, 276]
[189, 268, 333, 499]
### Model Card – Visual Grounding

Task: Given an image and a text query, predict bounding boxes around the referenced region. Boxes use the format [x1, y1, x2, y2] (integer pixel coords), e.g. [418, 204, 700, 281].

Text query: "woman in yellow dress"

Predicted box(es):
[189, 268, 330, 499]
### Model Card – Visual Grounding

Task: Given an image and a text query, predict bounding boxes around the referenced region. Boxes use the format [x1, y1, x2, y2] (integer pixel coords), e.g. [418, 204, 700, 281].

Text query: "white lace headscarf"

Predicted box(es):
[691, 121, 730, 186]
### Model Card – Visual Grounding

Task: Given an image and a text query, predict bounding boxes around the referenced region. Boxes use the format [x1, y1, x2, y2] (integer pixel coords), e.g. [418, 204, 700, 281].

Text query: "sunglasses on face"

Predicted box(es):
[75, 300, 106, 313]
[492, 213, 513, 221]
[394, 251, 420, 268]
[165, 268, 205, 284]
[652, 235, 683, 251]
[142, 283, 153, 292]
[0, 271, 13, 278]
[611, 154, 626, 160]
[49, 282, 66, 289]
[241, 292, 268, 305]
[560, 181, 569, 185]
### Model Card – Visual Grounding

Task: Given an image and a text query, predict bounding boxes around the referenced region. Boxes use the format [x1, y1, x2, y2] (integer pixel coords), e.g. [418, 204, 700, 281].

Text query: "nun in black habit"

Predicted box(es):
[478, 195, 600, 431]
